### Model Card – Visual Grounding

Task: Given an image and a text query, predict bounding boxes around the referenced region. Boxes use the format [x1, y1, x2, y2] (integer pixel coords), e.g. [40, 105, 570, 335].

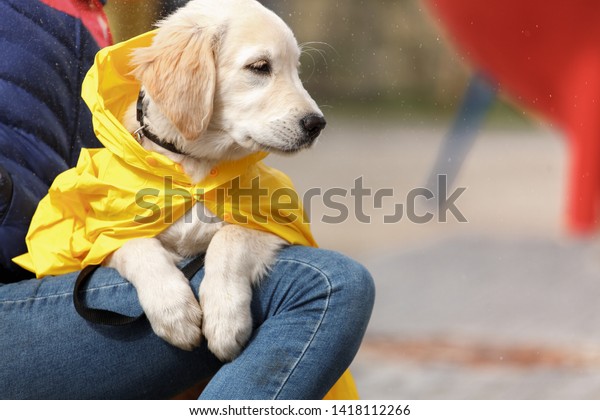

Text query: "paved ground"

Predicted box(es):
[267, 117, 600, 399]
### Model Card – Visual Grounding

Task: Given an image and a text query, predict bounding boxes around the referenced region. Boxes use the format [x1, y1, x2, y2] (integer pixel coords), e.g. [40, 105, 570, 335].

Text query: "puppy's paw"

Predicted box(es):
[140, 283, 203, 351]
[202, 301, 253, 361]
[200, 281, 253, 361]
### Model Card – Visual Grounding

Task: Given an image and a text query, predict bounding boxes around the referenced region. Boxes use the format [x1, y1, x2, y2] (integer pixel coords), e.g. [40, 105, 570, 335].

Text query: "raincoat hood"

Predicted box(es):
[13, 30, 356, 400]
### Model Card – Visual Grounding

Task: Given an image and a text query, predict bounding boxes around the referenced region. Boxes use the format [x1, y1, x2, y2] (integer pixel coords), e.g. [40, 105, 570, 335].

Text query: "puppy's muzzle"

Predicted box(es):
[300, 114, 326, 144]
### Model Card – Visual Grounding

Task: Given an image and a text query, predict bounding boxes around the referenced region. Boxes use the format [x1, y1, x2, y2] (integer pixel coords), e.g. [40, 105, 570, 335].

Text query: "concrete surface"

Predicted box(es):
[267, 117, 600, 399]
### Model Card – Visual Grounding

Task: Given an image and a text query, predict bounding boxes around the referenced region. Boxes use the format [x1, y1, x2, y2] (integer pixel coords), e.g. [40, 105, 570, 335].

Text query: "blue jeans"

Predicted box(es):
[0, 246, 374, 399]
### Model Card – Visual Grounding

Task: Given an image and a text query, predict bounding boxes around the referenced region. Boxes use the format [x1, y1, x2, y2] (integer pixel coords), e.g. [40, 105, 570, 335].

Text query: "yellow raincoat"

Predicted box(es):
[13, 31, 357, 400]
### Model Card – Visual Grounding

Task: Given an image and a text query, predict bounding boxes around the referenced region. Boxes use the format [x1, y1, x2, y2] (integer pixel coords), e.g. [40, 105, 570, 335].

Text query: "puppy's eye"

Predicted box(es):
[246, 59, 272, 75]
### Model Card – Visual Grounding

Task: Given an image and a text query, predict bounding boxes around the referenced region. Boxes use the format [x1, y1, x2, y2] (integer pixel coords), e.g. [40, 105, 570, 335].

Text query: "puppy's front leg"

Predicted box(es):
[200, 225, 286, 361]
[107, 237, 203, 351]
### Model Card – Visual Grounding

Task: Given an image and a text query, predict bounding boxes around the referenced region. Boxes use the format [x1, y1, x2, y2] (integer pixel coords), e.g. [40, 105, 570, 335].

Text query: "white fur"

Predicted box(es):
[106, 0, 323, 360]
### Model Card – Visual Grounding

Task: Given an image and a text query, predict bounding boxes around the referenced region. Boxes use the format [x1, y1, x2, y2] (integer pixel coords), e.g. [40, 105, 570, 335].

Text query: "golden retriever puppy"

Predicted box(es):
[107, 0, 326, 361]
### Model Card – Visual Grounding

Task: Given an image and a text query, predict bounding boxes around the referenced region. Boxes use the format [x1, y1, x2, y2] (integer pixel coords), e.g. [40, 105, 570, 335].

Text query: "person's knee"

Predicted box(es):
[276, 246, 375, 325]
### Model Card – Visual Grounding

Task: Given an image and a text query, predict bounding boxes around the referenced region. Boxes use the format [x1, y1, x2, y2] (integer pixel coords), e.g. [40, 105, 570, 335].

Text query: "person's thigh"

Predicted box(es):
[0, 267, 221, 399]
[0, 246, 374, 399]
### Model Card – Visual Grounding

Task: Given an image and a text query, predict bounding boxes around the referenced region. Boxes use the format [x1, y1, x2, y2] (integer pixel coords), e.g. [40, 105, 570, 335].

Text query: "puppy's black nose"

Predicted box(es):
[301, 114, 327, 139]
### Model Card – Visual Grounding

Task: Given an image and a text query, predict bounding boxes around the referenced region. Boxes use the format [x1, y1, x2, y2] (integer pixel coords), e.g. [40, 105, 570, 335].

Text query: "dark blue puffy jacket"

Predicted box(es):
[0, 0, 106, 282]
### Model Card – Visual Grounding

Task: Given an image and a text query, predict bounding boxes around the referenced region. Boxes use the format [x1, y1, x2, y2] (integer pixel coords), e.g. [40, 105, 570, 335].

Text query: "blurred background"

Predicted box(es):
[106, 0, 600, 398]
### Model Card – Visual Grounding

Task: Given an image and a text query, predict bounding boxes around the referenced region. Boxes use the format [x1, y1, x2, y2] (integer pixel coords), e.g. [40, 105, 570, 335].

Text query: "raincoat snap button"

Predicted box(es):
[209, 167, 219, 177]
[145, 156, 158, 166]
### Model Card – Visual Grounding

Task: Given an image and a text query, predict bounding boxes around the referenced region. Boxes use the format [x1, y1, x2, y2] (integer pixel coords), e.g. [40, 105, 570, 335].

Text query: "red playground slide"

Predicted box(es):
[425, 0, 600, 233]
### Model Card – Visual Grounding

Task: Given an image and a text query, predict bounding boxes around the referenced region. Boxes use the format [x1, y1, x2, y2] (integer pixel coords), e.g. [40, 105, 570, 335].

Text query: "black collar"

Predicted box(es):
[136, 91, 188, 155]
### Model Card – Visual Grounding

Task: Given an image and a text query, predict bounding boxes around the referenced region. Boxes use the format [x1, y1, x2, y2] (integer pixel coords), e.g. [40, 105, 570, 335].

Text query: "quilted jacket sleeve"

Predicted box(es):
[0, 0, 106, 282]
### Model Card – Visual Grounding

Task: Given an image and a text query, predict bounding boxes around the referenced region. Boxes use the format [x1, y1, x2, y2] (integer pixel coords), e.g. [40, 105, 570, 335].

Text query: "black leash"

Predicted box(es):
[73, 254, 205, 326]
[74, 90, 202, 325]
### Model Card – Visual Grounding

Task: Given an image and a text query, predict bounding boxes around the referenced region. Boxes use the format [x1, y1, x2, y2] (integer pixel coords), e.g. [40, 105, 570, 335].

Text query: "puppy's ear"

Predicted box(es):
[131, 21, 219, 141]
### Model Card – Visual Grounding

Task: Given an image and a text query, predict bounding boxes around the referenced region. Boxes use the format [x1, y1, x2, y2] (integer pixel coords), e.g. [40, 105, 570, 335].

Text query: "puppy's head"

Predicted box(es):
[130, 0, 325, 159]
